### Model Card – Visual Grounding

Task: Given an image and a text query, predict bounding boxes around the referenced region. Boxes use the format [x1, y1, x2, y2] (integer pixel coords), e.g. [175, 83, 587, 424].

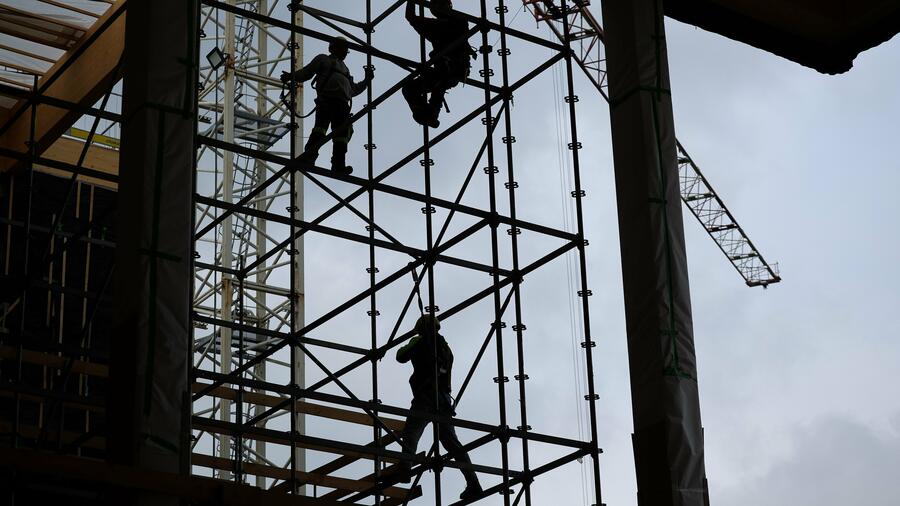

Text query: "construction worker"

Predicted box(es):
[402, 0, 474, 128]
[280, 36, 372, 174]
[395, 314, 483, 501]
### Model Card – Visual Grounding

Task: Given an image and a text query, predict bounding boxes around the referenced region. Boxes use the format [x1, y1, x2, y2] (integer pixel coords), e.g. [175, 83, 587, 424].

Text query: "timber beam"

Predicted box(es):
[0, 0, 125, 173]
[35, 136, 119, 188]
[0, 346, 405, 433]
[0, 446, 344, 506]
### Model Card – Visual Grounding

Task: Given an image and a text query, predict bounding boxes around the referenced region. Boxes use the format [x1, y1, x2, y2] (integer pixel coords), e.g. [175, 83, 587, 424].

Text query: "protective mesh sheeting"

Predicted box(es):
[601, 0, 709, 505]
[111, 0, 195, 494]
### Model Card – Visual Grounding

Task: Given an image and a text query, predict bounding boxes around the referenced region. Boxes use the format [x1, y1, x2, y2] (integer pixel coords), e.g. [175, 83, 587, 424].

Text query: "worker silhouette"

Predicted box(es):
[280, 36, 372, 174]
[402, 0, 474, 128]
[396, 314, 483, 501]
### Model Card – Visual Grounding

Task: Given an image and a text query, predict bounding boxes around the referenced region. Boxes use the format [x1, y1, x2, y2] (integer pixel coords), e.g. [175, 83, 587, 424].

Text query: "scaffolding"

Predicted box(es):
[0, 44, 120, 468]
[190, 0, 603, 505]
[0, 1, 786, 505]
[0, 1, 606, 503]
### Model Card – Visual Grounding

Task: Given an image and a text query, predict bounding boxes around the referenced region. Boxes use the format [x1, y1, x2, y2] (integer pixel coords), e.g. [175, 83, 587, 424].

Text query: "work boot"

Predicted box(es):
[403, 82, 424, 109]
[459, 482, 483, 502]
[426, 105, 441, 129]
[410, 106, 431, 127]
[409, 105, 439, 128]
[426, 95, 444, 129]
[404, 85, 433, 127]
[331, 151, 353, 176]
[298, 130, 326, 164]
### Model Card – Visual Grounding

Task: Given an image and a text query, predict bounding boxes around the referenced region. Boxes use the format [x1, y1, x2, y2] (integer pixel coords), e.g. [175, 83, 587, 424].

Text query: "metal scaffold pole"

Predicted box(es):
[478, 1, 512, 504]
[364, 0, 382, 502]
[253, 0, 269, 488]
[290, 1, 307, 494]
[217, 0, 237, 480]
[559, 2, 604, 504]
[495, 1, 533, 504]
[193, 0, 311, 490]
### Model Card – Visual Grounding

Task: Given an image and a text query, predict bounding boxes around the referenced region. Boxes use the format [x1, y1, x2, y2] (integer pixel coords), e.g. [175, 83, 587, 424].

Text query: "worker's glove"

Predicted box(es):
[280, 71, 294, 84]
[363, 65, 375, 82]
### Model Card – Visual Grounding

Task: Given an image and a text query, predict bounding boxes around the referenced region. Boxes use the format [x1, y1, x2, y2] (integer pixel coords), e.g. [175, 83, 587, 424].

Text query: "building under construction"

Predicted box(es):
[0, 1, 897, 505]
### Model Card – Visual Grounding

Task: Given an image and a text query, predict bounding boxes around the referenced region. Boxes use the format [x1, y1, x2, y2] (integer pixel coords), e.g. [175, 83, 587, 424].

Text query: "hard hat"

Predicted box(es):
[328, 36, 349, 52]
[415, 314, 441, 335]
[430, 0, 453, 14]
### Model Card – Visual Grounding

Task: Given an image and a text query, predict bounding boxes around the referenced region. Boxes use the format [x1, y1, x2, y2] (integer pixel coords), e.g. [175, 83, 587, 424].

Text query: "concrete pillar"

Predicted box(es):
[110, 0, 197, 503]
[599, 1, 710, 504]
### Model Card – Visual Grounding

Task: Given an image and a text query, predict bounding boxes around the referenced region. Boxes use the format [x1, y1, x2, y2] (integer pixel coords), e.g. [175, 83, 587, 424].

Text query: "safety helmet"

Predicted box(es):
[415, 314, 441, 336]
[430, 0, 453, 16]
[328, 36, 349, 54]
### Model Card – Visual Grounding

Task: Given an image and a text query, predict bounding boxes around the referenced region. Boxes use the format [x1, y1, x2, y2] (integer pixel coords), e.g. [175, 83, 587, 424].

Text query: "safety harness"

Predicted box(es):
[280, 55, 353, 118]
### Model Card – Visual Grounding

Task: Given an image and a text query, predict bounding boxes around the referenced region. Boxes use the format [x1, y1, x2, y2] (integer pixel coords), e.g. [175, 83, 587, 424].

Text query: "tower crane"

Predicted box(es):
[524, 0, 781, 287]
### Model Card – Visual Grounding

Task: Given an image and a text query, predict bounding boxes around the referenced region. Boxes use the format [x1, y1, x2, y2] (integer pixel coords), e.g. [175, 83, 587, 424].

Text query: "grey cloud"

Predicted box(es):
[714, 415, 900, 506]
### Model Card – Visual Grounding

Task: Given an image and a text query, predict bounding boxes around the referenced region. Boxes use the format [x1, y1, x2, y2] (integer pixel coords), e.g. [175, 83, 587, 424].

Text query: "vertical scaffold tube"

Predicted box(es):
[365, 1, 382, 503]
[253, 0, 269, 488]
[288, 1, 301, 495]
[235, 259, 245, 482]
[218, 0, 236, 480]
[479, 1, 512, 503]
[12, 74, 40, 453]
[413, 1, 442, 502]
[291, 1, 308, 493]
[495, 1, 532, 505]
[560, 1, 604, 504]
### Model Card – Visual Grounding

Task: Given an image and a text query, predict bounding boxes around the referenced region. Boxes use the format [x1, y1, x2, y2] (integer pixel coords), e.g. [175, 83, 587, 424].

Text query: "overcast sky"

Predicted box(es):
[665, 18, 900, 506]
[196, 2, 900, 504]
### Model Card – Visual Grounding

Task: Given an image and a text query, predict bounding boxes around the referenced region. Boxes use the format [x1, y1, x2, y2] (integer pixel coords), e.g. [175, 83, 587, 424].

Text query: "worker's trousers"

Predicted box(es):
[305, 97, 353, 166]
[401, 62, 465, 118]
[401, 392, 480, 487]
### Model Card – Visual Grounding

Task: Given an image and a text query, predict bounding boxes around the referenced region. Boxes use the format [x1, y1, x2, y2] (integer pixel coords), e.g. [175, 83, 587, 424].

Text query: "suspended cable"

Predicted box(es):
[553, 52, 590, 506]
